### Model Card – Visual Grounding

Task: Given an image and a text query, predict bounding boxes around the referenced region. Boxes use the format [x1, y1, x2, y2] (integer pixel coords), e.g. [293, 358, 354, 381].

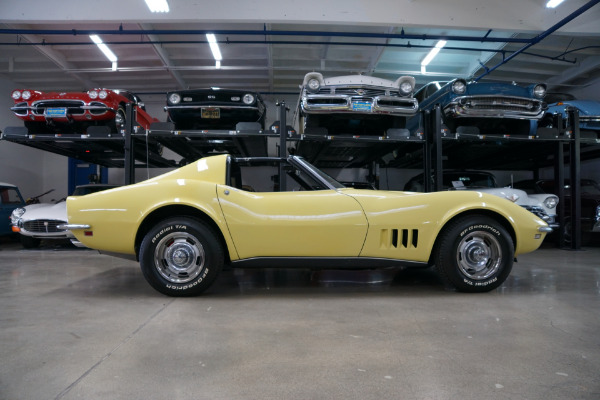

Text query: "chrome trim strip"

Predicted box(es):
[302, 95, 418, 116]
[444, 95, 545, 119]
[538, 226, 553, 233]
[231, 256, 429, 269]
[165, 105, 259, 111]
[57, 224, 90, 230]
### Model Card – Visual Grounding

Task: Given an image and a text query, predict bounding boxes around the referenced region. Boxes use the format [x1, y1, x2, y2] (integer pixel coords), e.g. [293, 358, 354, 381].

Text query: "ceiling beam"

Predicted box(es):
[139, 23, 187, 90]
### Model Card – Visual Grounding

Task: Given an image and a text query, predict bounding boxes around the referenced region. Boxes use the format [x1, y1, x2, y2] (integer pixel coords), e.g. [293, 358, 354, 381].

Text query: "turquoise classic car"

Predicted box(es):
[408, 79, 547, 136]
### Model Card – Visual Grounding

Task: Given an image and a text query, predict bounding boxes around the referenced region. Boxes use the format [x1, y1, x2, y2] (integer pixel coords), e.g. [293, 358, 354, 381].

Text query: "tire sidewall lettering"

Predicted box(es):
[152, 224, 188, 244]
[459, 224, 500, 238]
[165, 267, 210, 291]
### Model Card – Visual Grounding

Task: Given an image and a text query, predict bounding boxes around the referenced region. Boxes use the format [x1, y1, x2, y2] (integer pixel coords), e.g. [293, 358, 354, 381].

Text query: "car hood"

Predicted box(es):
[322, 75, 398, 88]
[547, 100, 600, 116]
[21, 201, 67, 221]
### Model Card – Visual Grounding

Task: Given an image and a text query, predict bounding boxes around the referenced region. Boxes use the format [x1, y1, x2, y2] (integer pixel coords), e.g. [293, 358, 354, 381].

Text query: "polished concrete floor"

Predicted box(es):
[1, 238, 599, 400]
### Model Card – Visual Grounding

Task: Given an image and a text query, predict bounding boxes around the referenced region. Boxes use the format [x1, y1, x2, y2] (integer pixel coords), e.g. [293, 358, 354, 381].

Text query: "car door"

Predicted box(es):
[217, 186, 368, 259]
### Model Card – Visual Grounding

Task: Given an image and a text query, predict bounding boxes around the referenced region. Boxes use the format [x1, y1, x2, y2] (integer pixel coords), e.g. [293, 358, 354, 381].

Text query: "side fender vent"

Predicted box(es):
[382, 228, 419, 249]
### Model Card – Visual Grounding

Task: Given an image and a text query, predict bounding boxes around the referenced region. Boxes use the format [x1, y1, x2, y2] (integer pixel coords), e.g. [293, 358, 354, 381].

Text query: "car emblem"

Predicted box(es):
[355, 89, 365, 95]
[208, 95, 216, 99]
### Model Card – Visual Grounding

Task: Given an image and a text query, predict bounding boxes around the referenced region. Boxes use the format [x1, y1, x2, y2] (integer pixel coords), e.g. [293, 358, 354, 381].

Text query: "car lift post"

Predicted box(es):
[423, 105, 443, 193]
[277, 101, 288, 192]
[124, 102, 135, 185]
[568, 107, 582, 250]
[554, 125, 566, 247]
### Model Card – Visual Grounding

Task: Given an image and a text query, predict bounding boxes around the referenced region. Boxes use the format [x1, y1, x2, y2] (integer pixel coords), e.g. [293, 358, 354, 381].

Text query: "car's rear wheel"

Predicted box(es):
[139, 217, 224, 296]
[434, 215, 514, 292]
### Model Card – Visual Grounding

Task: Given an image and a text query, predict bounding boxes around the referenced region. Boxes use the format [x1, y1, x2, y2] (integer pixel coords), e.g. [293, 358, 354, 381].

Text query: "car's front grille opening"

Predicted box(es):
[32, 100, 86, 116]
[459, 96, 543, 113]
[88, 101, 109, 115]
[13, 102, 28, 116]
[23, 220, 67, 233]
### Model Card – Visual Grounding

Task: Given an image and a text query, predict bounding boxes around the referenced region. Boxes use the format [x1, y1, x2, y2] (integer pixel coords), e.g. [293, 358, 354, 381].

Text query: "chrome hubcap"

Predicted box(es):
[457, 231, 502, 280]
[115, 111, 125, 128]
[154, 232, 205, 284]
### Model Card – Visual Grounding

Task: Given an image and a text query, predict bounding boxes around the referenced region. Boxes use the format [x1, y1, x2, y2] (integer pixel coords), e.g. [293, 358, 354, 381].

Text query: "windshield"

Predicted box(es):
[545, 93, 576, 103]
[292, 157, 346, 189]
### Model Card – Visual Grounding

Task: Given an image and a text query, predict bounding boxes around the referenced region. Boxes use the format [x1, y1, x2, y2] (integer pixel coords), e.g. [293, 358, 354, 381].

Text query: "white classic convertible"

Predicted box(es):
[10, 184, 116, 248]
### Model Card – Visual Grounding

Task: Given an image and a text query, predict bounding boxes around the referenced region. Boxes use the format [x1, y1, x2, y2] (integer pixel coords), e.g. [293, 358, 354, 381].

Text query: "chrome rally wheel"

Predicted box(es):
[456, 231, 502, 281]
[154, 232, 205, 284]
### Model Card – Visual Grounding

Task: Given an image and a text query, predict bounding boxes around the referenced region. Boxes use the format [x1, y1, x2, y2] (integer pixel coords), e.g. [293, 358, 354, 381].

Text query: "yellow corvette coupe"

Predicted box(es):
[62, 154, 552, 296]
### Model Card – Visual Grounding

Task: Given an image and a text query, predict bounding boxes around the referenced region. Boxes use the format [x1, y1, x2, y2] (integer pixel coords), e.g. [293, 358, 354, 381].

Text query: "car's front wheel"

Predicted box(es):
[139, 218, 224, 296]
[434, 215, 514, 292]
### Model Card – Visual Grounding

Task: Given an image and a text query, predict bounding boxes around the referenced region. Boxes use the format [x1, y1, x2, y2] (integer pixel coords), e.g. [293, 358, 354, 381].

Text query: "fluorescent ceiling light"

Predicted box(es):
[89, 35, 118, 63]
[206, 33, 222, 61]
[216, 60, 221, 69]
[421, 40, 447, 67]
[145, 0, 169, 12]
[546, 0, 565, 8]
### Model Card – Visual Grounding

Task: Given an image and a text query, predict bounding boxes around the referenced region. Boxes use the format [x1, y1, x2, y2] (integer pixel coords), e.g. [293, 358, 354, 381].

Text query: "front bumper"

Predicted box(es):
[444, 95, 545, 119]
[11, 101, 115, 122]
[13, 219, 75, 239]
[302, 95, 418, 116]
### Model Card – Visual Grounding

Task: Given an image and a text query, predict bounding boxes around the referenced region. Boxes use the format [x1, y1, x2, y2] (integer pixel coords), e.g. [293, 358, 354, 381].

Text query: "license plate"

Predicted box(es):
[201, 107, 220, 119]
[44, 107, 68, 118]
[352, 101, 372, 112]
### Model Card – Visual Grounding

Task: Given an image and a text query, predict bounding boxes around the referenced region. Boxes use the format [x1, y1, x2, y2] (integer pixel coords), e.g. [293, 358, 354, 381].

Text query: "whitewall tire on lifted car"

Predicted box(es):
[139, 217, 224, 296]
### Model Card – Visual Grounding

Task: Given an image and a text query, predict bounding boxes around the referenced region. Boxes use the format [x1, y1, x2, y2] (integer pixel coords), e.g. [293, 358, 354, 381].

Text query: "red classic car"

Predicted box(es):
[10, 89, 159, 134]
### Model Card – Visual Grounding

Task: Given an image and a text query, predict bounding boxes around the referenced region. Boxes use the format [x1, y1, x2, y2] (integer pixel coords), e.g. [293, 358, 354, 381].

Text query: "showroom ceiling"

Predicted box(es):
[1, 0, 599, 97]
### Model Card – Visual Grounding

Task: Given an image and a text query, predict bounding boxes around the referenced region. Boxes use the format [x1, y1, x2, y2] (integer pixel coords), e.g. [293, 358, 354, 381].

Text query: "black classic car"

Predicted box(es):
[164, 88, 266, 131]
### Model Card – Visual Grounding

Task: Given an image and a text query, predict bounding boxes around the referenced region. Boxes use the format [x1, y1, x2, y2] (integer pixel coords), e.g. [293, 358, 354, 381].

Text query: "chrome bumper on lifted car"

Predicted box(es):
[523, 206, 558, 229]
[11, 101, 115, 118]
[302, 94, 418, 116]
[593, 206, 600, 232]
[444, 95, 546, 119]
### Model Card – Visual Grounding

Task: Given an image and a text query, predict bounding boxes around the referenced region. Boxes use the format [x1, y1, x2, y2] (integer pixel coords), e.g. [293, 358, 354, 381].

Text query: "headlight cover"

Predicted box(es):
[22, 90, 32, 100]
[242, 94, 255, 105]
[12, 90, 21, 100]
[533, 84, 546, 99]
[307, 78, 321, 93]
[98, 90, 108, 99]
[11, 207, 26, 220]
[168, 93, 181, 104]
[544, 196, 558, 209]
[399, 81, 414, 96]
[452, 80, 467, 95]
[88, 90, 98, 99]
